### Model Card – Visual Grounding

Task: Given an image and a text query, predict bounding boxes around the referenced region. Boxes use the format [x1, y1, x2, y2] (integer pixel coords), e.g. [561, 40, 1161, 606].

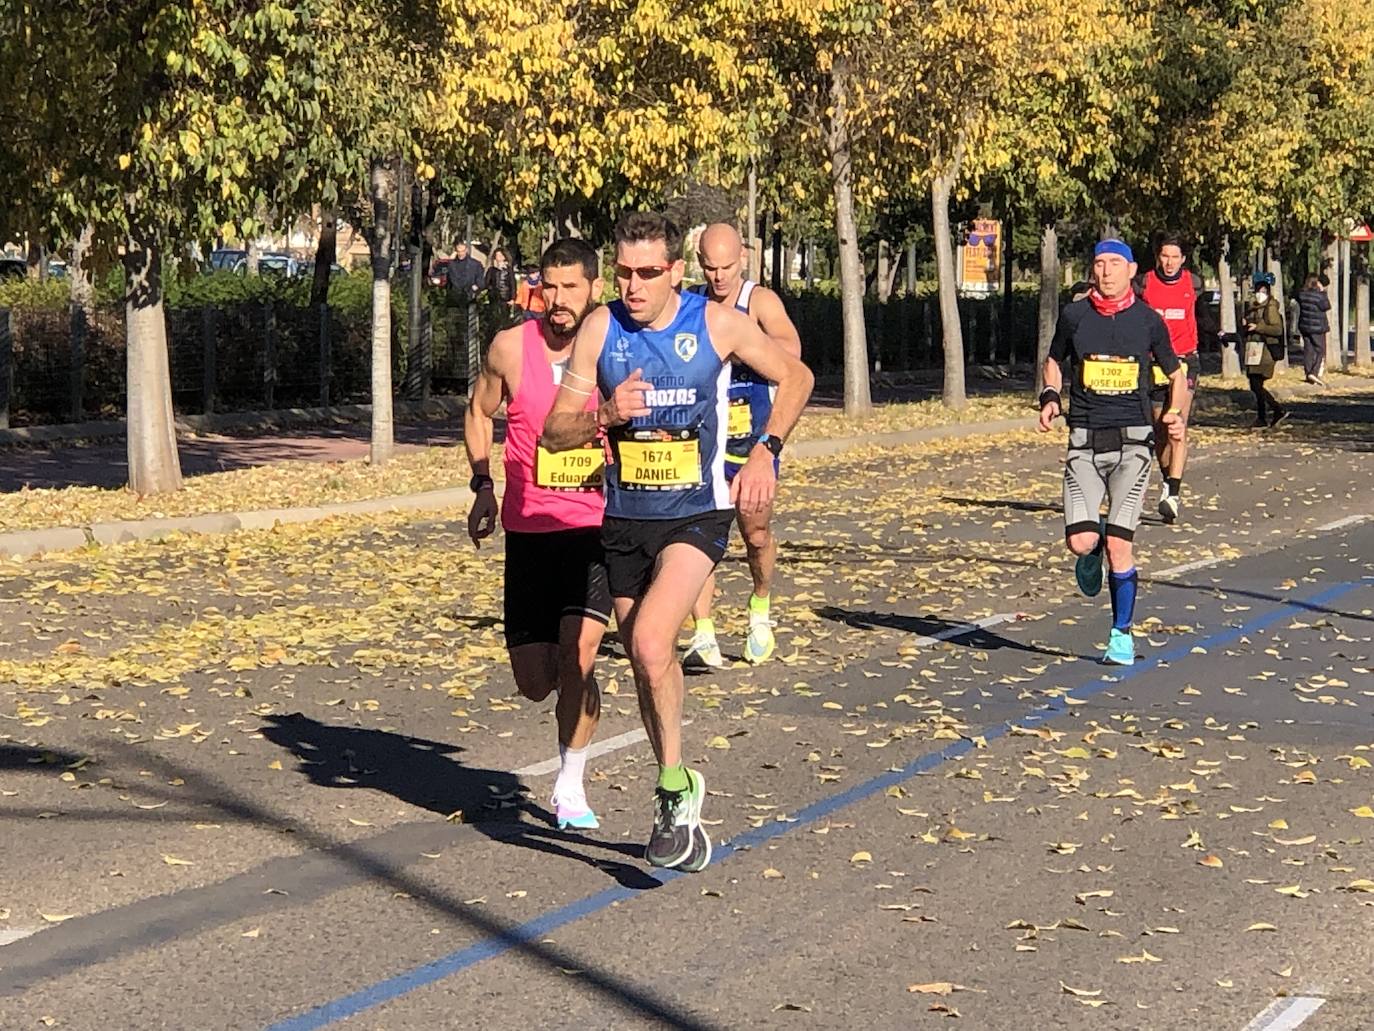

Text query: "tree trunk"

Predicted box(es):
[27, 236, 45, 282]
[826, 57, 872, 417]
[1219, 236, 1241, 379]
[906, 240, 917, 296]
[747, 162, 760, 282]
[1002, 205, 1015, 365]
[122, 215, 183, 495]
[770, 211, 783, 292]
[932, 170, 965, 408]
[1324, 237, 1341, 372]
[1035, 222, 1059, 394]
[804, 239, 815, 290]
[364, 157, 396, 465]
[1339, 236, 1352, 369]
[311, 206, 337, 308]
[69, 224, 95, 313]
[1356, 243, 1370, 367]
[782, 241, 797, 291]
[876, 239, 892, 304]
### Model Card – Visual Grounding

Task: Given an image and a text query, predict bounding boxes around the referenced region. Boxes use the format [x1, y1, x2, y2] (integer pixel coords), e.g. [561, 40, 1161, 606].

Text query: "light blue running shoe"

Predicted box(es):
[1103, 628, 1135, 666]
[552, 793, 600, 831]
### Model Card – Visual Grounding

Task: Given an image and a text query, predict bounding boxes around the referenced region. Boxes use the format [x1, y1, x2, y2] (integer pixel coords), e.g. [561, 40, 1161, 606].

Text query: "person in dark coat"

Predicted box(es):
[446, 242, 484, 301]
[484, 247, 516, 304]
[1295, 273, 1332, 385]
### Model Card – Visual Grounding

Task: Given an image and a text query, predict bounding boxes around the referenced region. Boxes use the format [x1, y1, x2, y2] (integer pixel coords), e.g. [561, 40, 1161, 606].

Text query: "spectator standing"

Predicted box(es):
[485, 247, 516, 304]
[1295, 273, 1332, 385]
[515, 263, 546, 319]
[446, 242, 484, 301]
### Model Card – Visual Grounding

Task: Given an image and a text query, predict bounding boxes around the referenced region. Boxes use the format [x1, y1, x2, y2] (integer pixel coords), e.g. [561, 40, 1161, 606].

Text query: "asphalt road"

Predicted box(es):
[2, 391, 1374, 1031]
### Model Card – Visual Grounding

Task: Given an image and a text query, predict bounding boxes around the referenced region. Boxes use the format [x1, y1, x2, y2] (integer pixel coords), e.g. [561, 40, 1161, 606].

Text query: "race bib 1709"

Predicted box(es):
[1082, 355, 1140, 394]
[533, 442, 605, 491]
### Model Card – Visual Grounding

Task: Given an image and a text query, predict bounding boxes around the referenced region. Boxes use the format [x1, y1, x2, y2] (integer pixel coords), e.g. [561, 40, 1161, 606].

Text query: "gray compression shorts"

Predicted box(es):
[1063, 426, 1155, 542]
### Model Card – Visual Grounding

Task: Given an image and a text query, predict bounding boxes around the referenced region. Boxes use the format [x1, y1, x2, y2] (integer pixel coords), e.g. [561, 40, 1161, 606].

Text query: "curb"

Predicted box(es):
[0, 415, 1040, 561]
[0, 397, 469, 448]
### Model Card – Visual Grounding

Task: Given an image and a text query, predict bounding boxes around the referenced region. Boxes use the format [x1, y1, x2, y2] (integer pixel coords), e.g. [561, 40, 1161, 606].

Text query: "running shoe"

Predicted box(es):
[1158, 488, 1179, 524]
[1270, 409, 1290, 428]
[1074, 541, 1105, 598]
[645, 768, 706, 868]
[1103, 628, 1136, 666]
[677, 824, 713, 873]
[743, 610, 777, 665]
[682, 630, 725, 669]
[551, 793, 599, 831]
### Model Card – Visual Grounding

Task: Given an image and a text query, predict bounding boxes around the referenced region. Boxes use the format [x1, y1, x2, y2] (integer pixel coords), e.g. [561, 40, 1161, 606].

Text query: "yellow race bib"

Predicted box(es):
[727, 397, 752, 439]
[1151, 358, 1187, 386]
[617, 435, 702, 489]
[1082, 355, 1140, 394]
[534, 442, 604, 491]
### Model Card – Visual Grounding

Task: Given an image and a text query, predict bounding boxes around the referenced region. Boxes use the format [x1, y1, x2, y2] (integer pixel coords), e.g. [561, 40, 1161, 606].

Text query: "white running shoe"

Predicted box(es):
[682, 630, 725, 669]
[1158, 488, 1179, 524]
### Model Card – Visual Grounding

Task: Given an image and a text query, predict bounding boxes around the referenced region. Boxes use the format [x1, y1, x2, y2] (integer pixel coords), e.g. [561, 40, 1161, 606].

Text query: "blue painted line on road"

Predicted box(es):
[265, 579, 1364, 1031]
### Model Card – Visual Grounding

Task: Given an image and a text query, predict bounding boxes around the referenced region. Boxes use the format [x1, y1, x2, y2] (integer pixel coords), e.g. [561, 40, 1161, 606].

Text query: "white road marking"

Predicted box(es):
[1315, 513, 1370, 532]
[515, 724, 681, 778]
[0, 926, 43, 947]
[513, 615, 1018, 778]
[905, 613, 1017, 649]
[1153, 555, 1232, 579]
[1241, 995, 1325, 1031]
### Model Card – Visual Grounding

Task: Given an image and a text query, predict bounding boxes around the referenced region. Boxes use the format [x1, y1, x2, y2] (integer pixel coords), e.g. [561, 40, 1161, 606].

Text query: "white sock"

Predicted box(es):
[554, 744, 588, 807]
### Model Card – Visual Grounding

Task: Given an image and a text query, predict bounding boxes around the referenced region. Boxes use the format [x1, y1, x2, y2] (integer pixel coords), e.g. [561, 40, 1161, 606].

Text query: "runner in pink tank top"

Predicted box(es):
[464, 239, 611, 830]
[500, 318, 604, 533]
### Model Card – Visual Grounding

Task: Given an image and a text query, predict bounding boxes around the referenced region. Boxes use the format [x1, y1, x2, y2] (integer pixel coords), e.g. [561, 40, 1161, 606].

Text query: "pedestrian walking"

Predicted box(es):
[1240, 271, 1288, 427]
[1295, 273, 1331, 385]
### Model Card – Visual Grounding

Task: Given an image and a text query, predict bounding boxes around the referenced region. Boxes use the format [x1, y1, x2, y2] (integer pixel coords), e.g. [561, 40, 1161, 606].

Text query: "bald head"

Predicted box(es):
[698, 222, 746, 301]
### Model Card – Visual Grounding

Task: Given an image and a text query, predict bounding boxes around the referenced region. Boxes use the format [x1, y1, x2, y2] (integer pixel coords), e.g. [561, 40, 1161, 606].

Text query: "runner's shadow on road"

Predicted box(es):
[940, 496, 1062, 516]
[257, 713, 657, 889]
[0, 744, 83, 771]
[816, 607, 1068, 658]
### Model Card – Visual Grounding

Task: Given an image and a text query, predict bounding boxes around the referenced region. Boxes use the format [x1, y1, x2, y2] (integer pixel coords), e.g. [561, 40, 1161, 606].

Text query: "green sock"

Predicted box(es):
[657, 764, 689, 793]
[695, 617, 715, 637]
[749, 593, 770, 614]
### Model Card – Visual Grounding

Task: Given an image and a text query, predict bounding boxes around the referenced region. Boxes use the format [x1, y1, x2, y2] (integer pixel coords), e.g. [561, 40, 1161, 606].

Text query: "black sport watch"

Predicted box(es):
[756, 434, 784, 458]
[469, 473, 494, 493]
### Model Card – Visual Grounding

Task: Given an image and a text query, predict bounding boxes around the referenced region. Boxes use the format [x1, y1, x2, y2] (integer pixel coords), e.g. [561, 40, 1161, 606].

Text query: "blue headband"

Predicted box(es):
[1094, 239, 1134, 263]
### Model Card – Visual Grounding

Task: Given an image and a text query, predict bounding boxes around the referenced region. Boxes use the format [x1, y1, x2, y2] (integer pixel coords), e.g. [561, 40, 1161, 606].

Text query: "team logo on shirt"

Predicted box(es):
[674, 333, 698, 362]
[611, 336, 632, 362]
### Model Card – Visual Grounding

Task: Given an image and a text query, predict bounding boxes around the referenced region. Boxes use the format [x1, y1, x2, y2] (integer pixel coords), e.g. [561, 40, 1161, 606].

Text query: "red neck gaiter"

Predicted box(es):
[1089, 287, 1135, 317]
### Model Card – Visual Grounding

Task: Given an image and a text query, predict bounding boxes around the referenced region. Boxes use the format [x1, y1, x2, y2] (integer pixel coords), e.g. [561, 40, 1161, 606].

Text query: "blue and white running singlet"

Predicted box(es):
[597, 290, 731, 519]
[689, 281, 774, 468]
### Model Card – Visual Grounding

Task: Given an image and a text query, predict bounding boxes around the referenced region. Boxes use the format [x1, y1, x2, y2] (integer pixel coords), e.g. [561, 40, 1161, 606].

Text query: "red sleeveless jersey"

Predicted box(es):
[1139, 270, 1199, 356]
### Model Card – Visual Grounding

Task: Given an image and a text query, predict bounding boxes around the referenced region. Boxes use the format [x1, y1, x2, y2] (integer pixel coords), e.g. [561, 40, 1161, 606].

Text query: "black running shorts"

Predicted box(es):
[601, 511, 734, 600]
[503, 528, 611, 649]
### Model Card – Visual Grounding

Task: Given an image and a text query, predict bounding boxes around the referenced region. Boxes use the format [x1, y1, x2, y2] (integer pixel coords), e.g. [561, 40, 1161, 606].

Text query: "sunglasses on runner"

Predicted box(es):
[613, 263, 674, 281]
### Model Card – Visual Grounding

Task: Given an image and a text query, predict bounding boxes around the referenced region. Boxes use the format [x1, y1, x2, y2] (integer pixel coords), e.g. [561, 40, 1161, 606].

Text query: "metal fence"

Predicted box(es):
[0, 297, 517, 428]
[0, 290, 1039, 428]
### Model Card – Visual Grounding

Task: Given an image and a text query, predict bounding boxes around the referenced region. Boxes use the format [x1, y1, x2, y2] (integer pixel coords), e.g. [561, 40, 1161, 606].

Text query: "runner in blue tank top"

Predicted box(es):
[684, 223, 803, 668]
[543, 211, 814, 872]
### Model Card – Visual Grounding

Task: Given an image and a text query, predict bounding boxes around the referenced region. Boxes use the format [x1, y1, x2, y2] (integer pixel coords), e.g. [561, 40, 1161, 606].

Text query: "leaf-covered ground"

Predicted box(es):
[0, 378, 1373, 1029]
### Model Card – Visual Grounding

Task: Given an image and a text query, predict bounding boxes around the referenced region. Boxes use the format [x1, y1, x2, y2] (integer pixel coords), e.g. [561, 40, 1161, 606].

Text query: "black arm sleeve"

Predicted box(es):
[1150, 315, 1180, 374]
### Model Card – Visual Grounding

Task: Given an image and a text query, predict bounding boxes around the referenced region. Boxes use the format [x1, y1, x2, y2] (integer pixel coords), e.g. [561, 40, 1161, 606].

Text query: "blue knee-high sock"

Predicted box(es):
[1108, 568, 1138, 631]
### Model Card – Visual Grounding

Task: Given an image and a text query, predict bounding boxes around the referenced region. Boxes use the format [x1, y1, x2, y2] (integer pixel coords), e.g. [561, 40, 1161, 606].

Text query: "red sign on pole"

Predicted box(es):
[1350, 224, 1373, 242]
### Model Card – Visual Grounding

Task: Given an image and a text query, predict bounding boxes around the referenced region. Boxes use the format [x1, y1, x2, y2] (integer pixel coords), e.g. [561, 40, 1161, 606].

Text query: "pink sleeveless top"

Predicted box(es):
[501, 319, 605, 533]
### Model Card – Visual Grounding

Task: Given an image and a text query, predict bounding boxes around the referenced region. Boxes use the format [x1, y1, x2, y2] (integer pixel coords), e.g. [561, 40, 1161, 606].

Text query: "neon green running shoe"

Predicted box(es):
[645, 768, 706, 869]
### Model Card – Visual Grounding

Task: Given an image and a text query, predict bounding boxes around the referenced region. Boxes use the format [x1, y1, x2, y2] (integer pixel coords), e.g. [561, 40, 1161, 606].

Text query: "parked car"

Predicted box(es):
[208, 248, 248, 273]
[258, 252, 300, 278]
[298, 260, 346, 281]
[0, 257, 27, 281]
